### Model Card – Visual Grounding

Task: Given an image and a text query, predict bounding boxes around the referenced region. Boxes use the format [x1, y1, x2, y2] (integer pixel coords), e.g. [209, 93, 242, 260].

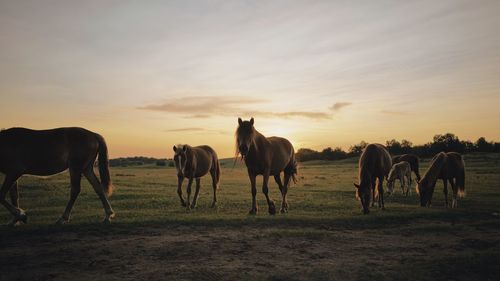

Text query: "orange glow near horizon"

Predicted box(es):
[1, 1, 500, 158]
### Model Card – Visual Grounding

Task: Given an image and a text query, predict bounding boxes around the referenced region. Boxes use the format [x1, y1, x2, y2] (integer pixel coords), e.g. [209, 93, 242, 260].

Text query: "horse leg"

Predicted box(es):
[274, 174, 286, 213]
[185, 177, 194, 211]
[400, 177, 405, 195]
[443, 179, 448, 208]
[407, 173, 412, 196]
[56, 169, 82, 224]
[378, 177, 385, 209]
[210, 170, 218, 208]
[6, 181, 21, 226]
[83, 168, 115, 224]
[274, 174, 284, 194]
[177, 175, 186, 207]
[191, 178, 201, 209]
[262, 172, 276, 215]
[449, 178, 458, 208]
[371, 181, 376, 207]
[282, 173, 291, 213]
[0, 174, 26, 226]
[9, 181, 19, 208]
[248, 172, 258, 215]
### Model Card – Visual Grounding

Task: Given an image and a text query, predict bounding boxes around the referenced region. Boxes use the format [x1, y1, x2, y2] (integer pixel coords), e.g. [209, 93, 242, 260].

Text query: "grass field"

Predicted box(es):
[1, 153, 500, 281]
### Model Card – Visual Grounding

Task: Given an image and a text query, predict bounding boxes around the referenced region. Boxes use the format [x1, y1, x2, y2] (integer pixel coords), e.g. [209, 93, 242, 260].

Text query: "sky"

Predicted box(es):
[1, 0, 499, 158]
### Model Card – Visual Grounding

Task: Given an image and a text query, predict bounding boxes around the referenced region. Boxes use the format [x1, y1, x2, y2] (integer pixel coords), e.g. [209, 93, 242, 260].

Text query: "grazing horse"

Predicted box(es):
[0, 127, 115, 225]
[235, 118, 297, 215]
[387, 161, 413, 196]
[416, 152, 465, 208]
[173, 144, 220, 210]
[354, 143, 392, 214]
[392, 154, 421, 181]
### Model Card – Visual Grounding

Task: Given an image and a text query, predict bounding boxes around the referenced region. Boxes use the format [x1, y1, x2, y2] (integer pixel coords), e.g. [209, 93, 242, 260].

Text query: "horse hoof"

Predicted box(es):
[211, 202, 217, 208]
[55, 217, 69, 225]
[102, 218, 111, 225]
[18, 213, 28, 224]
[248, 209, 257, 215]
[280, 208, 288, 214]
[7, 218, 21, 227]
[190, 204, 196, 209]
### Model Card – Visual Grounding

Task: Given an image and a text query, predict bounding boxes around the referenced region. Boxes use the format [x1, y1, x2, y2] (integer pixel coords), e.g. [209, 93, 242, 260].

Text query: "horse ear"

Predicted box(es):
[172, 145, 177, 152]
[182, 145, 187, 152]
[238, 117, 243, 126]
[353, 183, 360, 189]
[250, 117, 254, 125]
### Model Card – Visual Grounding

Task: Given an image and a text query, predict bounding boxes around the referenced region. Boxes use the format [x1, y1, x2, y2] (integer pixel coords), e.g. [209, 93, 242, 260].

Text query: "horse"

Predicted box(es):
[392, 154, 421, 181]
[387, 161, 412, 196]
[235, 117, 297, 215]
[416, 152, 465, 208]
[173, 144, 220, 210]
[0, 127, 115, 226]
[354, 143, 392, 214]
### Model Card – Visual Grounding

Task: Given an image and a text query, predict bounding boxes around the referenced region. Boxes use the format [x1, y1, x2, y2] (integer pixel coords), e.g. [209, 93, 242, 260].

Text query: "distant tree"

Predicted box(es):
[431, 133, 465, 153]
[168, 160, 175, 167]
[386, 139, 403, 155]
[296, 148, 321, 162]
[476, 137, 494, 152]
[321, 147, 347, 160]
[461, 140, 475, 153]
[400, 139, 413, 154]
[156, 160, 167, 166]
[349, 141, 368, 156]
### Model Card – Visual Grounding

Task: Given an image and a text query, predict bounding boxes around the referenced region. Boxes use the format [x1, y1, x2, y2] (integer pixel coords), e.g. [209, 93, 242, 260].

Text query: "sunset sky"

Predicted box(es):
[1, 0, 499, 158]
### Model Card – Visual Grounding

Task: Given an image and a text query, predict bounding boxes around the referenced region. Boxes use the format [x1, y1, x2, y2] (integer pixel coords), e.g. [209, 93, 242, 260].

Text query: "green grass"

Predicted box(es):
[1, 153, 499, 280]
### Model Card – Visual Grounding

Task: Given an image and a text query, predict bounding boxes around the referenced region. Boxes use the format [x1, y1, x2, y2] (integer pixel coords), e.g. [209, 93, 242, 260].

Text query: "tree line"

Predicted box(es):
[296, 133, 500, 162]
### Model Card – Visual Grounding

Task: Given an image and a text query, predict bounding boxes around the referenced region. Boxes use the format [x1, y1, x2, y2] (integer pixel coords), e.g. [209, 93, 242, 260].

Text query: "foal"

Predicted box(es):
[387, 161, 413, 196]
[173, 145, 220, 210]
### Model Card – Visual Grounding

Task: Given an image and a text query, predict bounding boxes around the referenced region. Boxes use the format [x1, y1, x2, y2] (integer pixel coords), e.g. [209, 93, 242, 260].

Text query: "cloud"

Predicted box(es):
[138, 96, 266, 114]
[380, 110, 408, 115]
[164, 127, 230, 135]
[165, 127, 205, 132]
[242, 110, 331, 119]
[329, 102, 352, 112]
[139, 96, 334, 120]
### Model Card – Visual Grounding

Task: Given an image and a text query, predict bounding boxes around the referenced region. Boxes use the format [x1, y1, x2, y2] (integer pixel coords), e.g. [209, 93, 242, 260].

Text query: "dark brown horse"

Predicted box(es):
[416, 152, 465, 208]
[392, 154, 421, 181]
[0, 127, 114, 225]
[173, 144, 220, 210]
[354, 143, 392, 214]
[235, 118, 297, 215]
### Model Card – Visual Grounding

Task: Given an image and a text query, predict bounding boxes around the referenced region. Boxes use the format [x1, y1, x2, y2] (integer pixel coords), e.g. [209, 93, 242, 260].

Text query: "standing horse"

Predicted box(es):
[173, 144, 220, 210]
[392, 154, 421, 181]
[235, 118, 297, 215]
[387, 161, 412, 196]
[354, 143, 392, 214]
[416, 152, 465, 208]
[0, 127, 114, 225]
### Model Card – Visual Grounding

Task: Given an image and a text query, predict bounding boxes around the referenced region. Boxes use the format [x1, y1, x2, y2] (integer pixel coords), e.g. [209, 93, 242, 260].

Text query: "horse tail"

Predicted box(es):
[215, 157, 221, 186]
[457, 157, 466, 198]
[95, 133, 113, 197]
[286, 153, 298, 184]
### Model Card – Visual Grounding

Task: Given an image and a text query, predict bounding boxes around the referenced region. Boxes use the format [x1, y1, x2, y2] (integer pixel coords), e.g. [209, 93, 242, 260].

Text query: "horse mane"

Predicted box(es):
[417, 152, 447, 194]
[234, 124, 260, 158]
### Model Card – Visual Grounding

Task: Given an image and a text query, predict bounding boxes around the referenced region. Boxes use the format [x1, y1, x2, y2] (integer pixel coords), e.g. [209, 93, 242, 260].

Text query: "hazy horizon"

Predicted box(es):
[1, 0, 499, 158]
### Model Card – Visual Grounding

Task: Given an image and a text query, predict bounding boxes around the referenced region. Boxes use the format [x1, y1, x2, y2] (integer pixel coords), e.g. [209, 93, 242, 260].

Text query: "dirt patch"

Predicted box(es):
[1, 220, 499, 281]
